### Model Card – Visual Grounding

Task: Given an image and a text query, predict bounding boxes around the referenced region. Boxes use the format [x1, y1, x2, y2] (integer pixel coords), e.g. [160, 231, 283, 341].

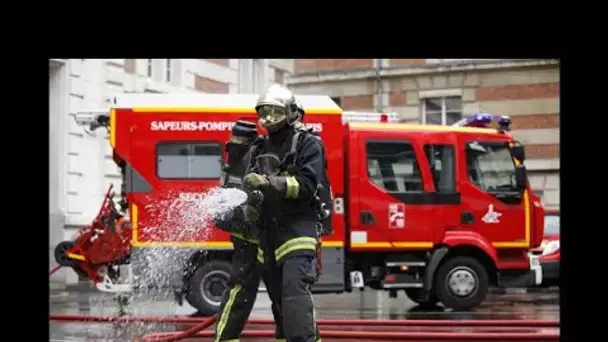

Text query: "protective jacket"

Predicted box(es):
[246, 126, 326, 265]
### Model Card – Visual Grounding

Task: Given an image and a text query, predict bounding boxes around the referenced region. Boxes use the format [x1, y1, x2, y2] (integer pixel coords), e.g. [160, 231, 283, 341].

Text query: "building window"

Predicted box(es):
[165, 59, 172, 82]
[421, 96, 462, 125]
[366, 141, 423, 192]
[252, 59, 266, 93]
[147, 59, 153, 77]
[156, 142, 222, 179]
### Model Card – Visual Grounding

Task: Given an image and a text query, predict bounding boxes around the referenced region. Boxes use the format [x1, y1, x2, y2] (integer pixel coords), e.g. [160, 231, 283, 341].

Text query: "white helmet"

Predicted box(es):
[255, 85, 299, 132]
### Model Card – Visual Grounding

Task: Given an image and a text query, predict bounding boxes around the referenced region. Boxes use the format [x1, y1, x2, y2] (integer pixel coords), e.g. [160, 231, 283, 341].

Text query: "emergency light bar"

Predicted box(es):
[452, 113, 512, 131]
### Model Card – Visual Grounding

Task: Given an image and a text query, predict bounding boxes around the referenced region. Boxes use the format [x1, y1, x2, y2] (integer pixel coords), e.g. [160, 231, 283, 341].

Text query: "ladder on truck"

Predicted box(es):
[342, 111, 401, 123]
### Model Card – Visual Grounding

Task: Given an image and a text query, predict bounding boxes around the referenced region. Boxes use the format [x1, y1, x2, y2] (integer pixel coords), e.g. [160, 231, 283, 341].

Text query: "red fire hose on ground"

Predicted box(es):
[50, 313, 560, 342]
[49, 265, 62, 276]
[51, 262, 559, 341]
[147, 330, 558, 341]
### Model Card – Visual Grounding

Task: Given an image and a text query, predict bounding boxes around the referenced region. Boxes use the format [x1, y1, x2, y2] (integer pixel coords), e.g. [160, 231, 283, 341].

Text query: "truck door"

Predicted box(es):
[459, 139, 528, 247]
[355, 134, 435, 248]
[421, 141, 461, 238]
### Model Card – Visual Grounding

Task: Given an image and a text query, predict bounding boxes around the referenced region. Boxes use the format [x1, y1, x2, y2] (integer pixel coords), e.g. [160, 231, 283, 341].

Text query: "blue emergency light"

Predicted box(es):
[452, 113, 494, 127]
[451, 113, 512, 131]
[497, 115, 512, 131]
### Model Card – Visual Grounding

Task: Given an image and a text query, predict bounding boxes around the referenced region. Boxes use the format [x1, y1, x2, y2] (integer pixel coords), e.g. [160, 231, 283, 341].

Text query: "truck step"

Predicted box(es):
[381, 274, 423, 289]
[385, 261, 426, 268]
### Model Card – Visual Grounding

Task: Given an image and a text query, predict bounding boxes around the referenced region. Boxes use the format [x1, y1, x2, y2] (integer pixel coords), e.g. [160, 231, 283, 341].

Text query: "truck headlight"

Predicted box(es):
[542, 240, 560, 256]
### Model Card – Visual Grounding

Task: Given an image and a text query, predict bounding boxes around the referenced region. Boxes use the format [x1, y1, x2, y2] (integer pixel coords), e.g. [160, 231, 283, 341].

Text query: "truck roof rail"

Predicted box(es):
[342, 111, 401, 123]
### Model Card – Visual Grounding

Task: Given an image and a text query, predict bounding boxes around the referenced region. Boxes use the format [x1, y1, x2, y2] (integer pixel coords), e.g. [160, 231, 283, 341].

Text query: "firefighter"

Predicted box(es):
[213, 120, 286, 342]
[243, 85, 326, 342]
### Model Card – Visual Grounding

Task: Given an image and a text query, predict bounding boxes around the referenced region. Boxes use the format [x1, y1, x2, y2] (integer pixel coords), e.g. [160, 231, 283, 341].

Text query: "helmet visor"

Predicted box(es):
[257, 105, 287, 131]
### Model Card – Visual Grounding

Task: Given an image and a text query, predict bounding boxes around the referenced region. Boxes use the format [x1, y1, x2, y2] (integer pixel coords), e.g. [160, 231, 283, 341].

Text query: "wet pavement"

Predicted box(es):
[49, 286, 559, 341]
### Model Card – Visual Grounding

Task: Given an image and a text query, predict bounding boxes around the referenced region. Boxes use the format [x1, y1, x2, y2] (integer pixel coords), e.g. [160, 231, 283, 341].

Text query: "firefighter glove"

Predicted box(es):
[239, 204, 259, 223]
[244, 173, 269, 190]
[229, 204, 260, 224]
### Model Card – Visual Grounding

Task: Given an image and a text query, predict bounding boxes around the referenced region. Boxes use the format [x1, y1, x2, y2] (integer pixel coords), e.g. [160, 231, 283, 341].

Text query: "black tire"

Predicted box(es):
[54, 241, 76, 267]
[404, 288, 439, 307]
[185, 260, 233, 316]
[434, 256, 489, 311]
[53, 241, 89, 278]
[541, 279, 559, 288]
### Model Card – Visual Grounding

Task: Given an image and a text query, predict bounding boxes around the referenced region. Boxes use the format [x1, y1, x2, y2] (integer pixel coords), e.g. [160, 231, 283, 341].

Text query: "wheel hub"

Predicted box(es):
[200, 270, 230, 307]
[446, 267, 478, 297]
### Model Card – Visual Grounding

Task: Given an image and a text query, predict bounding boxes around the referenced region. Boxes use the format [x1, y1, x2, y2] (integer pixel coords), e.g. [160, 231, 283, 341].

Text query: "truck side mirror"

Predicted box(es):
[515, 165, 528, 190]
[511, 141, 526, 162]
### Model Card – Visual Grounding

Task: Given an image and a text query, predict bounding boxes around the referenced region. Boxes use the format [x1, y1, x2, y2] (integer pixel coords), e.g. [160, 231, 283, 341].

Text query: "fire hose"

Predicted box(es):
[50, 314, 560, 341]
[146, 329, 559, 341]
[49, 265, 62, 276]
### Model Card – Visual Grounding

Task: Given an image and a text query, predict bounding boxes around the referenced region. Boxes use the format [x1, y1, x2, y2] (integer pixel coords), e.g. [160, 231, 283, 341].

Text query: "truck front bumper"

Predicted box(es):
[540, 260, 559, 286]
[498, 255, 543, 288]
[498, 269, 541, 287]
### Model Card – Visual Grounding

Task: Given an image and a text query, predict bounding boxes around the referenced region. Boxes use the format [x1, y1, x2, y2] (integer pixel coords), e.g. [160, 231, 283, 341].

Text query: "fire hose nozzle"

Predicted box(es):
[247, 190, 264, 207]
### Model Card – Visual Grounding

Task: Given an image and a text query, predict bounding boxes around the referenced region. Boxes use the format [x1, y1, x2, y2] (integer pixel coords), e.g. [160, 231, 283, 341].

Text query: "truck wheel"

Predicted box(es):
[185, 260, 233, 316]
[434, 256, 489, 311]
[54, 241, 76, 267]
[54, 241, 88, 278]
[404, 288, 438, 307]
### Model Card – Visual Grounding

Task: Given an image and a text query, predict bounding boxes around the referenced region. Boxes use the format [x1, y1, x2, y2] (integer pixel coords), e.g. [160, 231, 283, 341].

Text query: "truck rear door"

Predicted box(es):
[351, 129, 435, 250]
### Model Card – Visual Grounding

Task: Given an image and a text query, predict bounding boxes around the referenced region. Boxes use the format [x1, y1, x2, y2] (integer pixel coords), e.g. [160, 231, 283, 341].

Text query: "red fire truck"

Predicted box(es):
[77, 93, 544, 314]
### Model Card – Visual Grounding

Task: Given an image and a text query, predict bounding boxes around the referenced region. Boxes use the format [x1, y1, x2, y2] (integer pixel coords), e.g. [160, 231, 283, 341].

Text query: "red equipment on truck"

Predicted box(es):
[53, 184, 133, 293]
[63, 93, 544, 313]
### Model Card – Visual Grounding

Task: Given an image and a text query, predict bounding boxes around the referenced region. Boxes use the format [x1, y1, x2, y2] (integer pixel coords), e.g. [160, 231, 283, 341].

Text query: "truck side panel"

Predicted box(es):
[128, 110, 254, 247]
[311, 112, 346, 292]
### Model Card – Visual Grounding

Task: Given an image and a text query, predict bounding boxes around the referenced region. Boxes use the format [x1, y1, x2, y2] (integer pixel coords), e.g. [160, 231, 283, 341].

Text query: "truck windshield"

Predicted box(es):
[466, 141, 517, 193]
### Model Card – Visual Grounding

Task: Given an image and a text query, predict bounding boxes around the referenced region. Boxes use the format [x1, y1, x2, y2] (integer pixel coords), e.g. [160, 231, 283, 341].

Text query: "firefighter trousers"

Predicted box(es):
[272, 254, 322, 342]
[214, 238, 284, 341]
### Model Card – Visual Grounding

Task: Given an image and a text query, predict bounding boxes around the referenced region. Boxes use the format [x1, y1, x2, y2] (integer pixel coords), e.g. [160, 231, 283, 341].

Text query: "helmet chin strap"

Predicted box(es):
[288, 113, 303, 126]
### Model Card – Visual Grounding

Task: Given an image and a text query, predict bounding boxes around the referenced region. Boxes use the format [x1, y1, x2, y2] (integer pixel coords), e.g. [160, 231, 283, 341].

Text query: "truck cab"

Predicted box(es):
[342, 121, 544, 309]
